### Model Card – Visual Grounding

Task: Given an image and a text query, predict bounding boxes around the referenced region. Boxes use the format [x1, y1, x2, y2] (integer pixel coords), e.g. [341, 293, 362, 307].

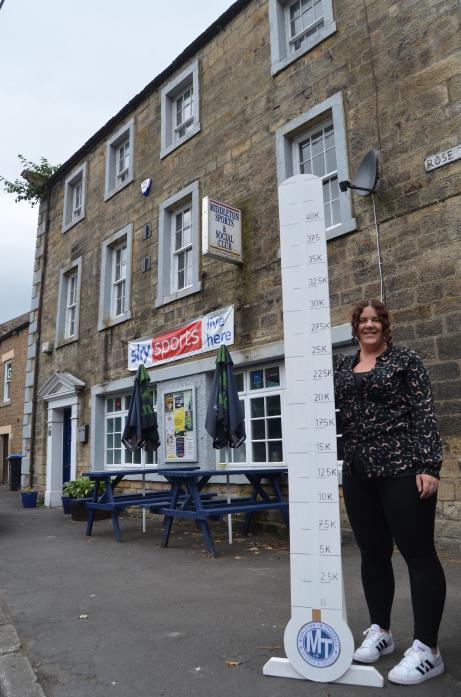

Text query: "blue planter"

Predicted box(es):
[21, 491, 37, 508]
[62, 496, 72, 514]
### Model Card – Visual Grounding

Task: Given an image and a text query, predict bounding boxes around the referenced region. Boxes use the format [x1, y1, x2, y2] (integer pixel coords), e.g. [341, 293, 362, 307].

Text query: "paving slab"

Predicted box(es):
[0, 655, 46, 697]
[0, 487, 460, 697]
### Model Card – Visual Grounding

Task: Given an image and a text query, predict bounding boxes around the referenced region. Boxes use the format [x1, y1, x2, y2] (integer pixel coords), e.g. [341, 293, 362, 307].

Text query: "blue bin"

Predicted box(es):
[8, 454, 23, 491]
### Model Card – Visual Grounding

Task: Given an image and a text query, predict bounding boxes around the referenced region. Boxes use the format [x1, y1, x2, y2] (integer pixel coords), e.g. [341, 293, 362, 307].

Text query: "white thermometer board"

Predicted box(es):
[263, 174, 382, 687]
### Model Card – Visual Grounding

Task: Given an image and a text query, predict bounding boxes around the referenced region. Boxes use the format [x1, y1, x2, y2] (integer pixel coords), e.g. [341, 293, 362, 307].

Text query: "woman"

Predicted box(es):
[334, 299, 446, 685]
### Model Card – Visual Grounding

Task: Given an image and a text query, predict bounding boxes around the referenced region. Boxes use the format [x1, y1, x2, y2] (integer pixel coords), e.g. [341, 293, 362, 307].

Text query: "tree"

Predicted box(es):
[0, 154, 60, 206]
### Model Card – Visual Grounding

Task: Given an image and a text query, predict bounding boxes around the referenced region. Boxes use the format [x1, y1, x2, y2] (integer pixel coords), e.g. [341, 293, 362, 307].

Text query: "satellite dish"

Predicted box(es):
[339, 149, 379, 196]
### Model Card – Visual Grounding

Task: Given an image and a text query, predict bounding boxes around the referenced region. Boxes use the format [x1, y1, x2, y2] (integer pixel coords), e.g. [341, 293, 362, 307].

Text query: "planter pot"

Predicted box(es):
[21, 491, 37, 508]
[62, 496, 72, 514]
[70, 499, 110, 522]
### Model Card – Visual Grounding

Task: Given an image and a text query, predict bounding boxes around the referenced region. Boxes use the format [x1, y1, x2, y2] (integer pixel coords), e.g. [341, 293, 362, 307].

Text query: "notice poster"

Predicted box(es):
[164, 388, 196, 462]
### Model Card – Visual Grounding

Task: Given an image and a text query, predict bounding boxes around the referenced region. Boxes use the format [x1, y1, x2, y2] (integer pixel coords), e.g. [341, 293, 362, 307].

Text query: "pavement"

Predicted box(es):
[0, 486, 460, 697]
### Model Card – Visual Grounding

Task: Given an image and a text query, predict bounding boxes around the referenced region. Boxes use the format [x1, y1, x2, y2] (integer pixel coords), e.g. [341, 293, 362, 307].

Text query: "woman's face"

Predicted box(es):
[357, 305, 385, 350]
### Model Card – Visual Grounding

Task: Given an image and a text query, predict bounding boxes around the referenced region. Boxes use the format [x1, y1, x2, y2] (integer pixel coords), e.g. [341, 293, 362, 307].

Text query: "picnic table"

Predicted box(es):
[156, 467, 288, 557]
[83, 467, 200, 542]
[83, 466, 288, 554]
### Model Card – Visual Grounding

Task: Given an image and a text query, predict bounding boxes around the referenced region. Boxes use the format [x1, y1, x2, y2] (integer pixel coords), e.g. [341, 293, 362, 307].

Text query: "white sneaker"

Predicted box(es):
[388, 639, 444, 685]
[353, 624, 395, 664]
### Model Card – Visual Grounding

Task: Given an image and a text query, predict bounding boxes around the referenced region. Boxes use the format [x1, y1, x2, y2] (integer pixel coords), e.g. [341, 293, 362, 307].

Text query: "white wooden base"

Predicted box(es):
[263, 657, 384, 688]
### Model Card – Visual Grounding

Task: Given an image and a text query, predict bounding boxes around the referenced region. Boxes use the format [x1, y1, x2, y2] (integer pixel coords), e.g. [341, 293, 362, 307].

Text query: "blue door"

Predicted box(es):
[62, 407, 72, 484]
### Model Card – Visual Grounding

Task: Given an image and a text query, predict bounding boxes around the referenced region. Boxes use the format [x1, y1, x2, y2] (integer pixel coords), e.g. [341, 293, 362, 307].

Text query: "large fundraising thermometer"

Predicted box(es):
[263, 174, 382, 687]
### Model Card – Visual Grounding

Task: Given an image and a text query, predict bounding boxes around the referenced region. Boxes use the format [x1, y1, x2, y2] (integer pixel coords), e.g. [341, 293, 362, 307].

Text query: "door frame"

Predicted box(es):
[39, 372, 85, 507]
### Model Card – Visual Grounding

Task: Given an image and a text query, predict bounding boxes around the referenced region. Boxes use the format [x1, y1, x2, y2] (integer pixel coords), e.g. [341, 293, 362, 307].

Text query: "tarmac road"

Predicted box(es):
[0, 487, 460, 697]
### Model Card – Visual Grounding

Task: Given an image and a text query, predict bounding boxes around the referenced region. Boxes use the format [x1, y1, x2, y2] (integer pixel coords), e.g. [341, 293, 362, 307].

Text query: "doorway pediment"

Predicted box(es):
[39, 372, 86, 401]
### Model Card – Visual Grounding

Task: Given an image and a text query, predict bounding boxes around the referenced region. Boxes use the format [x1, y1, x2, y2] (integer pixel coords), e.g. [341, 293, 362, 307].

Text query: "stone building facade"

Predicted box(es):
[23, 0, 460, 545]
[0, 313, 29, 485]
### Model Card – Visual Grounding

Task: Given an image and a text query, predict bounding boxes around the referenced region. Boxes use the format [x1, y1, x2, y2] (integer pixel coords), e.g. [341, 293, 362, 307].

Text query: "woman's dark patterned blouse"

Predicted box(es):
[334, 345, 442, 479]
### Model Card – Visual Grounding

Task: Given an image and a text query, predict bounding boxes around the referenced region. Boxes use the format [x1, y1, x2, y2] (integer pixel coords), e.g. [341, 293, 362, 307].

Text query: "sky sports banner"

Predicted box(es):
[128, 306, 234, 370]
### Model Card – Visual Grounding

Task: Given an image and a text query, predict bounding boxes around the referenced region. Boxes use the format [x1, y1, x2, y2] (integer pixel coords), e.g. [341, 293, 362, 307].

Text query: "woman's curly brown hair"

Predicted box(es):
[351, 299, 393, 346]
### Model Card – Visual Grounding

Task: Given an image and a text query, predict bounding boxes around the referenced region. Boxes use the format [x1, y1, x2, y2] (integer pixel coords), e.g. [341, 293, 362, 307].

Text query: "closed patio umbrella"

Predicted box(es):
[122, 364, 160, 531]
[205, 344, 246, 542]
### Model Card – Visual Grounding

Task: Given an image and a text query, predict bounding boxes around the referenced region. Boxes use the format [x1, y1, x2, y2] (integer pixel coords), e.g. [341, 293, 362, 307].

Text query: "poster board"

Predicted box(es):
[164, 388, 197, 462]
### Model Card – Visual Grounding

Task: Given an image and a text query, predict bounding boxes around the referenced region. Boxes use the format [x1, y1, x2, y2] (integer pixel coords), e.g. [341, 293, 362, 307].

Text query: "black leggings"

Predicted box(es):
[342, 474, 446, 648]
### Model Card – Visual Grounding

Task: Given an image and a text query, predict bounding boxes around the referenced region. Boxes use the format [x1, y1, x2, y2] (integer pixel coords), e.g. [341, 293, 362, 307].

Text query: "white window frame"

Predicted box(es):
[105, 392, 158, 469]
[275, 92, 357, 240]
[3, 361, 12, 403]
[160, 60, 200, 159]
[171, 201, 193, 293]
[268, 0, 336, 75]
[218, 363, 285, 468]
[98, 224, 133, 330]
[104, 119, 134, 200]
[292, 118, 341, 231]
[65, 271, 78, 338]
[62, 163, 86, 232]
[55, 258, 82, 347]
[111, 240, 128, 319]
[156, 181, 201, 307]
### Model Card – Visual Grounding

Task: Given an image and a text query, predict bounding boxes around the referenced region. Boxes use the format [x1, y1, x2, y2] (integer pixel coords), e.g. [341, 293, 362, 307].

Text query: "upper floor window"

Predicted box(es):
[104, 119, 134, 200]
[98, 224, 133, 330]
[293, 119, 340, 229]
[275, 92, 357, 240]
[175, 85, 194, 141]
[287, 0, 325, 52]
[3, 361, 12, 402]
[111, 240, 128, 318]
[172, 203, 193, 292]
[62, 163, 86, 233]
[160, 60, 200, 159]
[55, 258, 82, 347]
[116, 141, 130, 186]
[65, 271, 78, 338]
[268, 0, 336, 75]
[156, 181, 201, 307]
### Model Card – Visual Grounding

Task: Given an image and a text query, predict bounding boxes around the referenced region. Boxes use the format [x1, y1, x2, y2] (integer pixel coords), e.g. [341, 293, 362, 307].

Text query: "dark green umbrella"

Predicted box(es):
[122, 364, 160, 452]
[205, 345, 245, 544]
[122, 364, 160, 533]
[205, 345, 246, 449]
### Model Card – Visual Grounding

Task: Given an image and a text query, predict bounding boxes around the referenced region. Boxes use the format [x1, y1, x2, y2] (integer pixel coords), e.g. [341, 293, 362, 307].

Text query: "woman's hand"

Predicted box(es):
[416, 474, 439, 499]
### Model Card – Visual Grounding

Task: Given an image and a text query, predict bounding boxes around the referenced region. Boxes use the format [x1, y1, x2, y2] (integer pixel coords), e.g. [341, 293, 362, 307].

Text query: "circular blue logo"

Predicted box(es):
[297, 621, 341, 667]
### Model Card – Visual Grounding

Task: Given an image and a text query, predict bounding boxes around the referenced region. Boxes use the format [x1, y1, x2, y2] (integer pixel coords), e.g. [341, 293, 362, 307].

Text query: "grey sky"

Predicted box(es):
[0, 0, 234, 325]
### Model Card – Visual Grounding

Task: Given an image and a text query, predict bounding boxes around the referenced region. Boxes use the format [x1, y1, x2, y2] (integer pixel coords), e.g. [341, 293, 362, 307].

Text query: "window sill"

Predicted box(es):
[160, 123, 201, 160]
[98, 310, 132, 332]
[155, 281, 201, 309]
[326, 216, 357, 241]
[271, 21, 337, 77]
[104, 174, 134, 202]
[62, 214, 85, 234]
[0, 400, 11, 408]
[55, 336, 79, 350]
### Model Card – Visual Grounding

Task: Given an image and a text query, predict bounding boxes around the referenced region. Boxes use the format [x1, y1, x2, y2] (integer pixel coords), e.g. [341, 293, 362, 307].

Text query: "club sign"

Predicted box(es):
[202, 196, 242, 264]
